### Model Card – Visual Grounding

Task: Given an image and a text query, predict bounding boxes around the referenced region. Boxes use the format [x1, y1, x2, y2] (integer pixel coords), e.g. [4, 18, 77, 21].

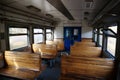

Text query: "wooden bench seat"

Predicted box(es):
[32, 43, 57, 67]
[61, 56, 115, 80]
[54, 38, 64, 51]
[0, 51, 41, 80]
[33, 43, 57, 59]
[74, 41, 96, 47]
[61, 56, 114, 66]
[81, 38, 93, 42]
[70, 46, 101, 57]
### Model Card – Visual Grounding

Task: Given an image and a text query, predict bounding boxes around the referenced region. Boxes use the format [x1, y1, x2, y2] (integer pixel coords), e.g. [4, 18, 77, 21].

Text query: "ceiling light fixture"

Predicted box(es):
[46, 14, 54, 18]
[26, 5, 41, 12]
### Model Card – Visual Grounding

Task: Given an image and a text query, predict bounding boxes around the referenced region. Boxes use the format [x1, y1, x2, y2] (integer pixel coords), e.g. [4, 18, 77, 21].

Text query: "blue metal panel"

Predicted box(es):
[64, 27, 81, 52]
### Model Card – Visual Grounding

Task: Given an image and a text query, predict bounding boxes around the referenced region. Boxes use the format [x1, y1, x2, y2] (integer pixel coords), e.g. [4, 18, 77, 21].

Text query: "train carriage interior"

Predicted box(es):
[0, 0, 120, 80]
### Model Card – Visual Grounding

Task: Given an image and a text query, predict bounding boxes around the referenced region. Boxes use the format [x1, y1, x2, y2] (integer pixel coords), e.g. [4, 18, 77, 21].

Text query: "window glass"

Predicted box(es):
[9, 28, 27, 34]
[46, 29, 52, 32]
[99, 28, 103, 34]
[34, 29, 43, 33]
[107, 37, 116, 56]
[99, 35, 103, 46]
[95, 34, 97, 42]
[34, 34, 43, 43]
[46, 29, 53, 40]
[46, 33, 52, 40]
[74, 29, 78, 36]
[33, 29, 43, 43]
[9, 35, 28, 50]
[109, 26, 117, 33]
[9, 28, 28, 50]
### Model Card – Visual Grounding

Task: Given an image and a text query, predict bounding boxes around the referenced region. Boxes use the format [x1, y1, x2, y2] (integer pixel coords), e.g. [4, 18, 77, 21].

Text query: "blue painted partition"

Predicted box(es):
[64, 27, 81, 52]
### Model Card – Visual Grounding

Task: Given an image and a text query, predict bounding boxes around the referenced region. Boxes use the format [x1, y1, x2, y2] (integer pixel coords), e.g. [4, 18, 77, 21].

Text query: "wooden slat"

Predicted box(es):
[0, 67, 40, 80]
[61, 56, 115, 79]
[81, 38, 92, 42]
[54, 38, 64, 51]
[39, 44, 57, 59]
[62, 56, 114, 66]
[70, 46, 101, 57]
[74, 41, 95, 47]
[5, 51, 41, 71]
[33, 43, 57, 59]
[32, 43, 46, 53]
[0, 51, 41, 80]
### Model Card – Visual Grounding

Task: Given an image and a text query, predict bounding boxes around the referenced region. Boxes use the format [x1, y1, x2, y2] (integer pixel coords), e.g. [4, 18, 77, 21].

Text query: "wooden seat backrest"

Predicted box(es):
[54, 38, 64, 51]
[39, 44, 57, 56]
[81, 38, 92, 42]
[5, 51, 41, 71]
[70, 46, 101, 57]
[62, 56, 114, 66]
[46, 40, 56, 45]
[32, 43, 46, 53]
[61, 56, 115, 79]
[74, 41, 95, 47]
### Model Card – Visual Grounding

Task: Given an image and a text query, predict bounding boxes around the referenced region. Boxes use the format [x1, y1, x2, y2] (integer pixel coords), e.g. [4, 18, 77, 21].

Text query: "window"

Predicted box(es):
[9, 28, 28, 50]
[109, 26, 117, 33]
[95, 34, 97, 42]
[94, 29, 97, 42]
[34, 29, 43, 43]
[107, 37, 116, 56]
[99, 35, 103, 46]
[46, 29, 53, 40]
[99, 28, 103, 46]
[105, 25, 117, 56]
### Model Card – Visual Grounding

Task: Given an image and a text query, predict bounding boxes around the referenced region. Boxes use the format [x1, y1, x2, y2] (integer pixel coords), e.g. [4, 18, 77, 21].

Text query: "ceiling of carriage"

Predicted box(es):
[0, 0, 110, 25]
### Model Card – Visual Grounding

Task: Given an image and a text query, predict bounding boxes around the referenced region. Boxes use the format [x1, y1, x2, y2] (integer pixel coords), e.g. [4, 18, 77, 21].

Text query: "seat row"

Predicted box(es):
[60, 38, 115, 80]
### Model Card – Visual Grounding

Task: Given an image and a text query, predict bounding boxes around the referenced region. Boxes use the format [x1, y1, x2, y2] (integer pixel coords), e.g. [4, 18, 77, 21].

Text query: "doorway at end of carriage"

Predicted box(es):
[64, 27, 82, 53]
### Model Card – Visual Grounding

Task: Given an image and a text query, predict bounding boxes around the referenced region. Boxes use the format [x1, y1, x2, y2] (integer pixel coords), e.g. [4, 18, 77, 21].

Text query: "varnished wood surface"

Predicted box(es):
[81, 38, 93, 42]
[46, 40, 56, 45]
[61, 56, 115, 80]
[0, 51, 41, 80]
[60, 75, 104, 80]
[54, 39, 64, 51]
[39, 45, 57, 59]
[70, 46, 101, 57]
[74, 42, 96, 47]
[61, 56, 114, 66]
[32, 43, 46, 54]
[0, 67, 40, 80]
[5, 51, 41, 71]
[33, 43, 57, 59]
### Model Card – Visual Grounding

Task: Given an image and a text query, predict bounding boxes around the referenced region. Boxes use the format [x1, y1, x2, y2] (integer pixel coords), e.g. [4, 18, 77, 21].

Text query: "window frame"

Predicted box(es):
[93, 28, 97, 42]
[98, 28, 103, 47]
[33, 28, 44, 43]
[103, 24, 117, 57]
[45, 28, 54, 41]
[8, 26, 29, 50]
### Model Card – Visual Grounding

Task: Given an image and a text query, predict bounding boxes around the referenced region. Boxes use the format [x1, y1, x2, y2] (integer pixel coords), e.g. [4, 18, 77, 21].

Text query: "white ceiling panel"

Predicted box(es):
[0, 0, 18, 4]
[0, 0, 110, 24]
[3, 0, 68, 21]
[61, 0, 84, 9]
